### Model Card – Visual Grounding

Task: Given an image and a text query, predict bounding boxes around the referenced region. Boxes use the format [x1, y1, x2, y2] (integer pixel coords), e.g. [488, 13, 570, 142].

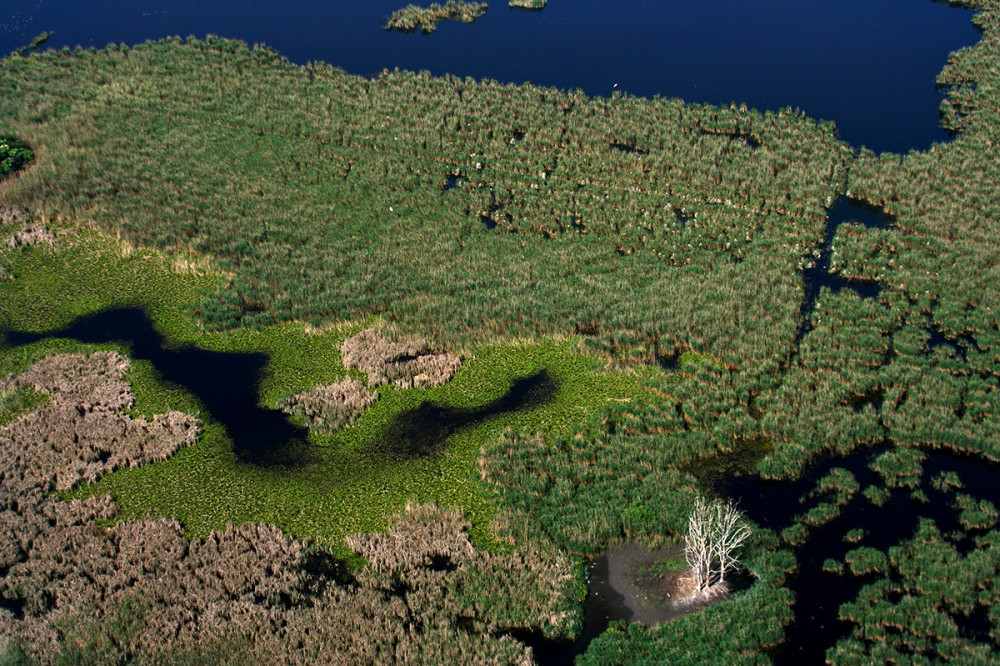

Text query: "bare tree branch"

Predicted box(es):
[684, 496, 751, 595]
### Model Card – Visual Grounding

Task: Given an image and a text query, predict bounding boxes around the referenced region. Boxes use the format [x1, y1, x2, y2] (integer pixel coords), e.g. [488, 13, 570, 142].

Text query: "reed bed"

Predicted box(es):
[0, 352, 199, 497]
[1, 0, 999, 658]
[385, 2, 488, 33]
[341, 327, 462, 388]
[831, 519, 1000, 662]
[0, 354, 583, 663]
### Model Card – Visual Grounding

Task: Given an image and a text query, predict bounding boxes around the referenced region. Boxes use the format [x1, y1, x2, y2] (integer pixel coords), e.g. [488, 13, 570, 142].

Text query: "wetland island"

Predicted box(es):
[1, 0, 999, 663]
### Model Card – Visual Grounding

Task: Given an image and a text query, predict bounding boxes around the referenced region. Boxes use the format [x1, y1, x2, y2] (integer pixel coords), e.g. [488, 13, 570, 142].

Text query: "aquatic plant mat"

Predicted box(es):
[384, 1, 488, 33]
[2, 0, 1000, 658]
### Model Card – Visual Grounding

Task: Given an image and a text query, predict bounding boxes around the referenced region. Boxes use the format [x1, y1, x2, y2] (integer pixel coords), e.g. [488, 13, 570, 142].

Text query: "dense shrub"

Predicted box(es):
[0, 136, 32, 179]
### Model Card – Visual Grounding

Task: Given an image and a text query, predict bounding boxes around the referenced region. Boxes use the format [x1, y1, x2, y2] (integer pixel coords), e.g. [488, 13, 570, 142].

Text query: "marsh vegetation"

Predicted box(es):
[1, 0, 999, 662]
[384, 1, 488, 33]
[509, 0, 547, 9]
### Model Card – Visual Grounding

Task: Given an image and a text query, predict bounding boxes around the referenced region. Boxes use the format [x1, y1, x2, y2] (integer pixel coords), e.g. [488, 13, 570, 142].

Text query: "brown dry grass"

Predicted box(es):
[341, 328, 461, 389]
[278, 377, 378, 431]
[3, 223, 55, 249]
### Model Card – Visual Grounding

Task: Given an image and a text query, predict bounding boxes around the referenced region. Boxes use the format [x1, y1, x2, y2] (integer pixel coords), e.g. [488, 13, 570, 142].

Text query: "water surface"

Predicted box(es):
[0, 0, 981, 153]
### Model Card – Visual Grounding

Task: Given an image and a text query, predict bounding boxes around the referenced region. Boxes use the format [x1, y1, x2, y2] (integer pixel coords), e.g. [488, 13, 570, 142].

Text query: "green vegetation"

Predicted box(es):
[0, 383, 47, 427]
[8, 32, 53, 58]
[1, 0, 1000, 659]
[636, 556, 687, 578]
[833, 519, 1000, 662]
[0, 136, 33, 179]
[384, 1, 488, 33]
[509, 0, 547, 9]
[91, 333, 653, 551]
[0, 34, 850, 358]
[0, 229, 655, 552]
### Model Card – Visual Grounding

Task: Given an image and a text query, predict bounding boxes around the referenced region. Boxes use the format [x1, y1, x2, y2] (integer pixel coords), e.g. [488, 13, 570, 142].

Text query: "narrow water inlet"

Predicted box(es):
[371, 369, 556, 459]
[795, 196, 892, 344]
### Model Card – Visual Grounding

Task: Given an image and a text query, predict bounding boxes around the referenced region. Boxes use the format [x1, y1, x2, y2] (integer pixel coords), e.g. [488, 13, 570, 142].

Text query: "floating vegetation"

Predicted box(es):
[384, 1, 488, 33]
[509, 0, 547, 9]
[1, 441, 581, 665]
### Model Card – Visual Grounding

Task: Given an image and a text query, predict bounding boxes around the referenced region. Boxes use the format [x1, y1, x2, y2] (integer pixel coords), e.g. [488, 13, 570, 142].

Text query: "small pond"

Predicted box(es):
[515, 542, 750, 665]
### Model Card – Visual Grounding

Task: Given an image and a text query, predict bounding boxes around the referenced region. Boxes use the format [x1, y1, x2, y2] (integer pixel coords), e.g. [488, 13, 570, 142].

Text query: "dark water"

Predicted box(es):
[702, 444, 1000, 664]
[796, 196, 891, 344]
[2, 307, 553, 465]
[0, 0, 981, 154]
[512, 554, 632, 666]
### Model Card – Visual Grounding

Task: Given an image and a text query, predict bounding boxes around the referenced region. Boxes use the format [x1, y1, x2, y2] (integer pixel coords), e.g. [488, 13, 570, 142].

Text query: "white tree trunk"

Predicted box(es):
[684, 496, 751, 595]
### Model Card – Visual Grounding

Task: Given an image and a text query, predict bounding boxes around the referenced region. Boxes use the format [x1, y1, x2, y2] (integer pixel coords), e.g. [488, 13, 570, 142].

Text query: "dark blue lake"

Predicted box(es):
[0, 0, 981, 154]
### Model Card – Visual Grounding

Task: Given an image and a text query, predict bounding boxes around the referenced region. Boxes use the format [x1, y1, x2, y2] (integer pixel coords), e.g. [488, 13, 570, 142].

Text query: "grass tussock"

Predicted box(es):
[0, 206, 27, 228]
[342, 328, 462, 389]
[278, 377, 378, 432]
[1, 352, 199, 496]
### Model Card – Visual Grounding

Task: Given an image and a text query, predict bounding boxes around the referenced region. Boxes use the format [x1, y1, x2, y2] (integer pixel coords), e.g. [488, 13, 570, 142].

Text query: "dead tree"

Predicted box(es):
[711, 499, 751, 586]
[684, 496, 714, 592]
[684, 496, 752, 594]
